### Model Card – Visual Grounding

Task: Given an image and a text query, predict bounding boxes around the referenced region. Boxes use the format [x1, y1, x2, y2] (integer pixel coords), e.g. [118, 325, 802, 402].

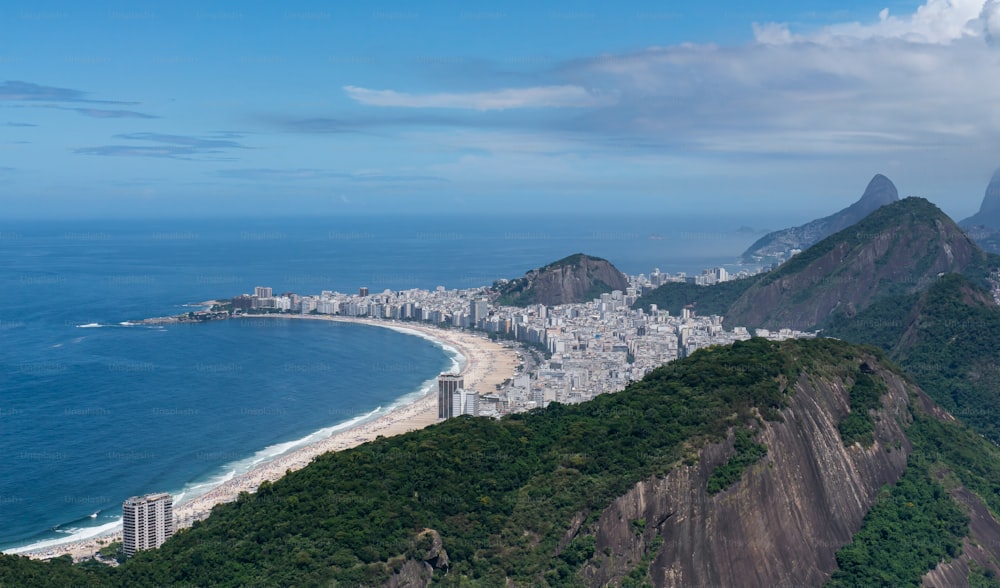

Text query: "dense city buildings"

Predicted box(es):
[234, 264, 813, 418]
[122, 493, 174, 557]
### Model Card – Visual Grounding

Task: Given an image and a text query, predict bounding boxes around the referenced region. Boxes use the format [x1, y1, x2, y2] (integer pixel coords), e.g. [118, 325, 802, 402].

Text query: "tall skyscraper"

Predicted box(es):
[359, 287, 369, 297]
[122, 493, 174, 557]
[437, 373, 464, 419]
[254, 286, 272, 299]
[470, 299, 489, 327]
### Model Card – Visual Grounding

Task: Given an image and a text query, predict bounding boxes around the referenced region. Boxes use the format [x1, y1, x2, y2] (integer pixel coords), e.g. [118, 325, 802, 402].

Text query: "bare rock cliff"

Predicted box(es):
[580, 365, 913, 587]
[494, 253, 630, 307]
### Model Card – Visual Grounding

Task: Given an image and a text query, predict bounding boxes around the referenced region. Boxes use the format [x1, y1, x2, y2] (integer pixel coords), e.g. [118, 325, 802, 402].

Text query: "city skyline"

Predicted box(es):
[3, 0, 1000, 220]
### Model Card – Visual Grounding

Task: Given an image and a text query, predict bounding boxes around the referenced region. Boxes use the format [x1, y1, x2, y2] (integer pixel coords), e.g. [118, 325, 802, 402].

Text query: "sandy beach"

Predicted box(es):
[15, 316, 519, 561]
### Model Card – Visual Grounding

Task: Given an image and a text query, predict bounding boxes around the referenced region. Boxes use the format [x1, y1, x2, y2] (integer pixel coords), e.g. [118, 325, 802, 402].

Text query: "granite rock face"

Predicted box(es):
[580, 363, 913, 588]
[493, 253, 630, 307]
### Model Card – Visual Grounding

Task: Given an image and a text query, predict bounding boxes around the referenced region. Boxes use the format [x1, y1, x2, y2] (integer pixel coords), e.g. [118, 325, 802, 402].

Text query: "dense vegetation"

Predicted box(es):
[2, 338, 836, 587]
[0, 555, 110, 587]
[827, 273, 1000, 445]
[827, 453, 968, 587]
[7, 331, 1000, 586]
[838, 370, 886, 447]
[631, 275, 760, 316]
[705, 427, 768, 494]
[826, 381, 1000, 585]
[907, 412, 1000, 520]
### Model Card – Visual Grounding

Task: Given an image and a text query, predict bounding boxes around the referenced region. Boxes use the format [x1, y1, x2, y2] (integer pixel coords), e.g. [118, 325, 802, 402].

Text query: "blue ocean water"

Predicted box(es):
[0, 213, 786, 551]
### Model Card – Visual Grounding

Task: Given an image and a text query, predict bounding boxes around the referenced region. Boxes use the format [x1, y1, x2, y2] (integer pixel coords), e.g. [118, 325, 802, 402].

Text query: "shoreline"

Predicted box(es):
[11, 315, 519, 561]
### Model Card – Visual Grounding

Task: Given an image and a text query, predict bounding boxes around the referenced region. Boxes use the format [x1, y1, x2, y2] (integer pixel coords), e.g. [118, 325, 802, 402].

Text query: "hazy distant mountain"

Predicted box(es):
[492, 253, 630, 307]
[726, 197, 987, 330]
[960, 167, 1000, 253]
[740, 174, 899, 263]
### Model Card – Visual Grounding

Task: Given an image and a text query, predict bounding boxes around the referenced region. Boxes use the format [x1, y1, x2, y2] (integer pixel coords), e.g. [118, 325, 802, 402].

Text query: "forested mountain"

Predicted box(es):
[726, 197, 988, 330]
[5, 338, 1000, 587]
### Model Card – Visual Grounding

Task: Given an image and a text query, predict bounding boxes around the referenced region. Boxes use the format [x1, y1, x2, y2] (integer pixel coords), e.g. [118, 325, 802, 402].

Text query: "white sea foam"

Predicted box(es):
[76, 323, 101, 328]
[4, 518, 122, 555]
[171, 405, 385, 508]
[367, 322, 466, 373]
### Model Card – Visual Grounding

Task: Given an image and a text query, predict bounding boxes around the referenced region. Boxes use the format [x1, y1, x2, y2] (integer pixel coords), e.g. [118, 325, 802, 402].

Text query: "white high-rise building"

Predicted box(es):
[451, 388, 480, 417]
[122, 493, 174, 557]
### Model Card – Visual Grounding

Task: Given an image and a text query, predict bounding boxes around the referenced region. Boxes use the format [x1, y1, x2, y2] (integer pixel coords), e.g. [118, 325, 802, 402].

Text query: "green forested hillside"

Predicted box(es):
[828, 410, 1000, 587]
[631, 275, 760, 316]
[1, 338, 825, 587]
[827, 452, 968, 588]
[826, 273, 1000, 444]
[4, 336, 1000, 586]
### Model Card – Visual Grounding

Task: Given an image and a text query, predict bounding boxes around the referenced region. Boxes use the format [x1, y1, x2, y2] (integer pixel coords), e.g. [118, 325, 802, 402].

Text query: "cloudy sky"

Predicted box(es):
[2, 0, 1000, 220]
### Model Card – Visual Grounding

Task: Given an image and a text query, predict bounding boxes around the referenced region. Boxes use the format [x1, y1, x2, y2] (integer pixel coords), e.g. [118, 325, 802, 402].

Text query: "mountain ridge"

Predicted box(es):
[726, 197, 987, 330]
[741, 174, 899, 264]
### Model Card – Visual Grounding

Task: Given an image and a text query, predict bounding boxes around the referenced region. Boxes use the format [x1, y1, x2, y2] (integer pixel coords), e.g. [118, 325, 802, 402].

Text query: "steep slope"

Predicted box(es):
[582, 354, 913, 587]
[8, 338, 1000, 587]
[493, 253, 629, 307]
[960, 167, 1000, 253]
[726, 197, 987, 330]
[741, 174, 899, 263]
[826, 272, 1000, 444]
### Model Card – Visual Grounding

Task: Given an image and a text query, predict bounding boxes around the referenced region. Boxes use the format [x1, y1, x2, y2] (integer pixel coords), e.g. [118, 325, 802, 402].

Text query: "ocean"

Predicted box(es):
[0, 213, 787, 552]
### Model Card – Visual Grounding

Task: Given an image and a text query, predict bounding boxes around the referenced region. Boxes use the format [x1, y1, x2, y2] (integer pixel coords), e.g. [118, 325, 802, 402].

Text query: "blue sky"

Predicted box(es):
[2, 0, 999, 220]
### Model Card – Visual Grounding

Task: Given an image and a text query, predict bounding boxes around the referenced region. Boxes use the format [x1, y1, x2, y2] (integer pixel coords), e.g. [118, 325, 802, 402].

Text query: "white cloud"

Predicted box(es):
[343, 85, 615, 110]
[755, 0, 991, 44]
[978, 0, 1000, 42]
[565, 0, 1000, 163]
[318, 0, 1000, 215]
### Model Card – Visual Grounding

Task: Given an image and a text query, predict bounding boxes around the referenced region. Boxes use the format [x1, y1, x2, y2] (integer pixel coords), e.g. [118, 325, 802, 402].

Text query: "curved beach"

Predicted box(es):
[17, 317, 519, 561]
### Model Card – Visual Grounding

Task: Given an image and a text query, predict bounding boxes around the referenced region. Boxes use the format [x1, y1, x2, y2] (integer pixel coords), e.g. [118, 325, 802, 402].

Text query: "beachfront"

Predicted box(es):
[17, 317, 519, 562]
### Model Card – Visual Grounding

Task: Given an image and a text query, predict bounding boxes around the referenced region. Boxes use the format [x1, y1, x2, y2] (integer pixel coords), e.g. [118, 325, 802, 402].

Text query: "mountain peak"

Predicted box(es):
[741, 174, 899, 263]
[859, 174, 899, 206]
[727, 196, 986, 330]
[977, 167, 1000, 216]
